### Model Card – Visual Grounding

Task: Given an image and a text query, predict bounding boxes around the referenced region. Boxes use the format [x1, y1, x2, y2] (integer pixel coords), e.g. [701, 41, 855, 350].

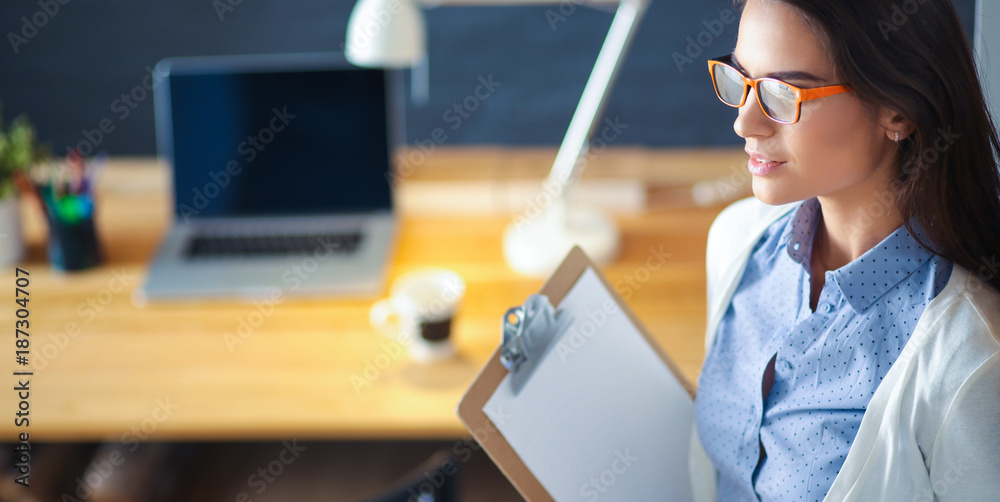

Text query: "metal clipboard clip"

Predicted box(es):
[500, 294, 575, 395]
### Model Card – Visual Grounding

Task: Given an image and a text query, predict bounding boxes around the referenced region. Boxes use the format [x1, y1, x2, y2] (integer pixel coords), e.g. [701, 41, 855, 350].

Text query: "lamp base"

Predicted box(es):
[503, 205, 621, 277]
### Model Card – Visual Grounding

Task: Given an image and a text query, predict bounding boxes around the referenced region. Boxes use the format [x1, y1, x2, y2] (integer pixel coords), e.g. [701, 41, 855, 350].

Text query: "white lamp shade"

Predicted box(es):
[345, 0, 427, 68]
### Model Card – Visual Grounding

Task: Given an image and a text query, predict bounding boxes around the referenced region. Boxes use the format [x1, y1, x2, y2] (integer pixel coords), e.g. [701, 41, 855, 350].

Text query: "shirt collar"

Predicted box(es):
[782, 197, 936, 313]
[783, 198, 821, 268]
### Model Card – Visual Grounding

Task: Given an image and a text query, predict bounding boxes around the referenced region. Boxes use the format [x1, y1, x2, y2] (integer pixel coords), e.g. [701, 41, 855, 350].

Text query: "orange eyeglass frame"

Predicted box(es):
[707, 55, 852, 124]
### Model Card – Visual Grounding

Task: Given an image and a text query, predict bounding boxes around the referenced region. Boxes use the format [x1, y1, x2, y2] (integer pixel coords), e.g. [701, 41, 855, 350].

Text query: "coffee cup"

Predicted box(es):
[369, 268, 465, 363]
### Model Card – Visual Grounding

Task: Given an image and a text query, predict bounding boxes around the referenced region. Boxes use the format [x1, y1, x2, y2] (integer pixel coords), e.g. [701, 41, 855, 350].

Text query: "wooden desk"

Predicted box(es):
[1, 147, 747, 441]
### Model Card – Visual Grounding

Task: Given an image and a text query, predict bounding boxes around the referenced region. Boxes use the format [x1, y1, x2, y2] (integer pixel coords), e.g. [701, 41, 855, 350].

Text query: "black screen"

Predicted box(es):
[168, 65, 392, 219]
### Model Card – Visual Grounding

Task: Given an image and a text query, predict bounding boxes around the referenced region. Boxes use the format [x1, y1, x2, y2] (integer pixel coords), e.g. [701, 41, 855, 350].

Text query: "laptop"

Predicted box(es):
[138, 52, 397, 302]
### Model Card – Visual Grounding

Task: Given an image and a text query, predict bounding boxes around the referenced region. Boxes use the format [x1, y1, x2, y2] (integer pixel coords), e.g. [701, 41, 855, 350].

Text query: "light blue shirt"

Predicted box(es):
[694, 198, 952, 501]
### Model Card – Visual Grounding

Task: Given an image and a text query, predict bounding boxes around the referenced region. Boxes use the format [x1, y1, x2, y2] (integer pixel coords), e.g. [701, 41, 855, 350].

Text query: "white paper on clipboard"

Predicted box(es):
[484, 267, 695, 501]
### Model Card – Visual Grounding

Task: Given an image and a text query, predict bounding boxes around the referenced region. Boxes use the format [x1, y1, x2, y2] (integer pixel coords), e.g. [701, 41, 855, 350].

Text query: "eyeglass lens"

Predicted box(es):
[712, 63, 797, 123]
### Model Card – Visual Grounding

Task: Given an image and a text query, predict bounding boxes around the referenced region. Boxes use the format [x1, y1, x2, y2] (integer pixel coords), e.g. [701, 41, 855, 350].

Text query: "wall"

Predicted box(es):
[0, 0, 977, 155]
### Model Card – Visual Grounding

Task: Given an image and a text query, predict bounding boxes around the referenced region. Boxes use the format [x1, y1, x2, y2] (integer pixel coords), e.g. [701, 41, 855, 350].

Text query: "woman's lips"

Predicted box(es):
[747, 155, 786, 176]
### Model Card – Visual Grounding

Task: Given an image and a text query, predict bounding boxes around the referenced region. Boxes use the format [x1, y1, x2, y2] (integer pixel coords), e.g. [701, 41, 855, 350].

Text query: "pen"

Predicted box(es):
[82, 152, 108, 195]
[67, 149, 85, 195]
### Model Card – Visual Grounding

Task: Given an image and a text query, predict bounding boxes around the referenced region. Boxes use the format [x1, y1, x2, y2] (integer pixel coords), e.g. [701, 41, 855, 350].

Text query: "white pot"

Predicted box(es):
[0, 196, 24, 267]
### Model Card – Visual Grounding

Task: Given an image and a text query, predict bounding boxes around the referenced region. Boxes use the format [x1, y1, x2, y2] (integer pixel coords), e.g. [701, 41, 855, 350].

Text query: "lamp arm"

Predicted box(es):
[544, 0, 649, 204]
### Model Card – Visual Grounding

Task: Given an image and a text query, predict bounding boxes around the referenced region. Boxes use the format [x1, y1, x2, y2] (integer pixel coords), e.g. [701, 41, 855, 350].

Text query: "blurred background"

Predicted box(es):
[0, 0, 977, 156]
[0, 1, 984, 501]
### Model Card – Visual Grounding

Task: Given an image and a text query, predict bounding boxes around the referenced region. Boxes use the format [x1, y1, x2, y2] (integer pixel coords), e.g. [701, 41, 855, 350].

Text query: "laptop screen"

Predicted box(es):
[161, 55, 392, 220]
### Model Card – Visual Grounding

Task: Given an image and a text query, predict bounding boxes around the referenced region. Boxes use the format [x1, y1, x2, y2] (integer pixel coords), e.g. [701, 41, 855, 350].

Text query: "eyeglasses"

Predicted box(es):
[707, 55, 852, 124]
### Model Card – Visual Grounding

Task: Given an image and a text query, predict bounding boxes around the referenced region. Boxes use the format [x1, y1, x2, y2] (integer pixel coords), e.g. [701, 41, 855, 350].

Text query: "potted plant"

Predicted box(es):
[0, 108, 48, 266]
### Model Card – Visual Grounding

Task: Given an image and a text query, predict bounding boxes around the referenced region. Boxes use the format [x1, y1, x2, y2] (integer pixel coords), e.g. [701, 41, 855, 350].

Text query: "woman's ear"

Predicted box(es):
[878, 106, 916, 141]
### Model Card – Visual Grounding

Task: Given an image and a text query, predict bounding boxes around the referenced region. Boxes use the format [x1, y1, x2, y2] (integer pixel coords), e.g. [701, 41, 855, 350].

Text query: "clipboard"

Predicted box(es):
[457, 246, 696, 501]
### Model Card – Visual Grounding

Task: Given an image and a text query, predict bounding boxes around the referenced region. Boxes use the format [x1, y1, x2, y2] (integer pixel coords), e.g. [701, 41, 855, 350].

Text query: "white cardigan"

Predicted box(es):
[688, 197, 1000, 502]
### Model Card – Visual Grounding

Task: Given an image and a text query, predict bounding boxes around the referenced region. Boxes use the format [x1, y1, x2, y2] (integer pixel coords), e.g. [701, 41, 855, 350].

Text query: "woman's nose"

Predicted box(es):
[734, 90, 776, 139]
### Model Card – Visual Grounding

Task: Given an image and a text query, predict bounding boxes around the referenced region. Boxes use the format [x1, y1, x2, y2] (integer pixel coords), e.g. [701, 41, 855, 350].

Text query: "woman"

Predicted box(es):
[690, 0, 1000, 500]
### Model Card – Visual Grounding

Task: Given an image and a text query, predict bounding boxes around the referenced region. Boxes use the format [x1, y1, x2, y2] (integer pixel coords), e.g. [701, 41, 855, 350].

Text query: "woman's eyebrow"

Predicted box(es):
[731, 54, 827, 83]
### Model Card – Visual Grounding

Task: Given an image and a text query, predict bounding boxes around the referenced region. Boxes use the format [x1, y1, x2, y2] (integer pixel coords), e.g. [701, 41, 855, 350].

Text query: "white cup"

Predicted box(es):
[369, 268, 465, 363]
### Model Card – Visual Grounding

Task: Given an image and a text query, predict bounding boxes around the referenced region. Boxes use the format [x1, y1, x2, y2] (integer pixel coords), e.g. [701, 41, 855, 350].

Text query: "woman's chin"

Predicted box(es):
[750, 179, 803, 206]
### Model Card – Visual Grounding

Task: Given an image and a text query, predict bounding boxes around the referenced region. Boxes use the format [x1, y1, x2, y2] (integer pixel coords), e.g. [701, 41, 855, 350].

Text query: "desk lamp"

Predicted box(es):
[345, 0, 649, 277]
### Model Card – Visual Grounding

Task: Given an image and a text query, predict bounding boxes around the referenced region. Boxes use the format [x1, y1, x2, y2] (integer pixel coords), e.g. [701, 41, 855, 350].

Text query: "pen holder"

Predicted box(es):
[46, 212, 102, 272]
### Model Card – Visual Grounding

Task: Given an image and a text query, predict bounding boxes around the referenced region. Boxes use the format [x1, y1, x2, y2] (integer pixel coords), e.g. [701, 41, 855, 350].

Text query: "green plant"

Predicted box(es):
[0, 108, 48, 199]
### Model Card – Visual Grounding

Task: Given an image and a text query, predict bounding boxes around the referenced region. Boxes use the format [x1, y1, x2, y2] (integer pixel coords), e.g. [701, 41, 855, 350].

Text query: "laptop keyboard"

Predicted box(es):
[185, 231, 363, 258]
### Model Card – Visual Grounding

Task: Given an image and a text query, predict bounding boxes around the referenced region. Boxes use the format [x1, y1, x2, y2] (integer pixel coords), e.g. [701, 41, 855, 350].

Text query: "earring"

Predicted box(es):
[894, 132, 900, 143]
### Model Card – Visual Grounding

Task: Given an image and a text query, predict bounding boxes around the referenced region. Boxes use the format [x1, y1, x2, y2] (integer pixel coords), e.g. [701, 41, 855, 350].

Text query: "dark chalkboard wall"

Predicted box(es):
[0, 0, 976, 155]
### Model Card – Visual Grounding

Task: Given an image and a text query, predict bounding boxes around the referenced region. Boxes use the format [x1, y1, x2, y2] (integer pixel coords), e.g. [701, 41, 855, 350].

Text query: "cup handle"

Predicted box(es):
[369, 298, 400, 339]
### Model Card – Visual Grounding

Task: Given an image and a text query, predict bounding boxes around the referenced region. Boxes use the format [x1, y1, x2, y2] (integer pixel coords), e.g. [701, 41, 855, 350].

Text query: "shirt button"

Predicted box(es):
[820, 302, 833, 314]
[780, 359, 793, 372]
[792, 242, 801, 251]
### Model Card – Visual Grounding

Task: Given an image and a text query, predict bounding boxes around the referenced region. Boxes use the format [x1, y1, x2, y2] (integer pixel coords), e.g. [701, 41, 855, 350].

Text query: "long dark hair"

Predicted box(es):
[737, 0, 1000, 294]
